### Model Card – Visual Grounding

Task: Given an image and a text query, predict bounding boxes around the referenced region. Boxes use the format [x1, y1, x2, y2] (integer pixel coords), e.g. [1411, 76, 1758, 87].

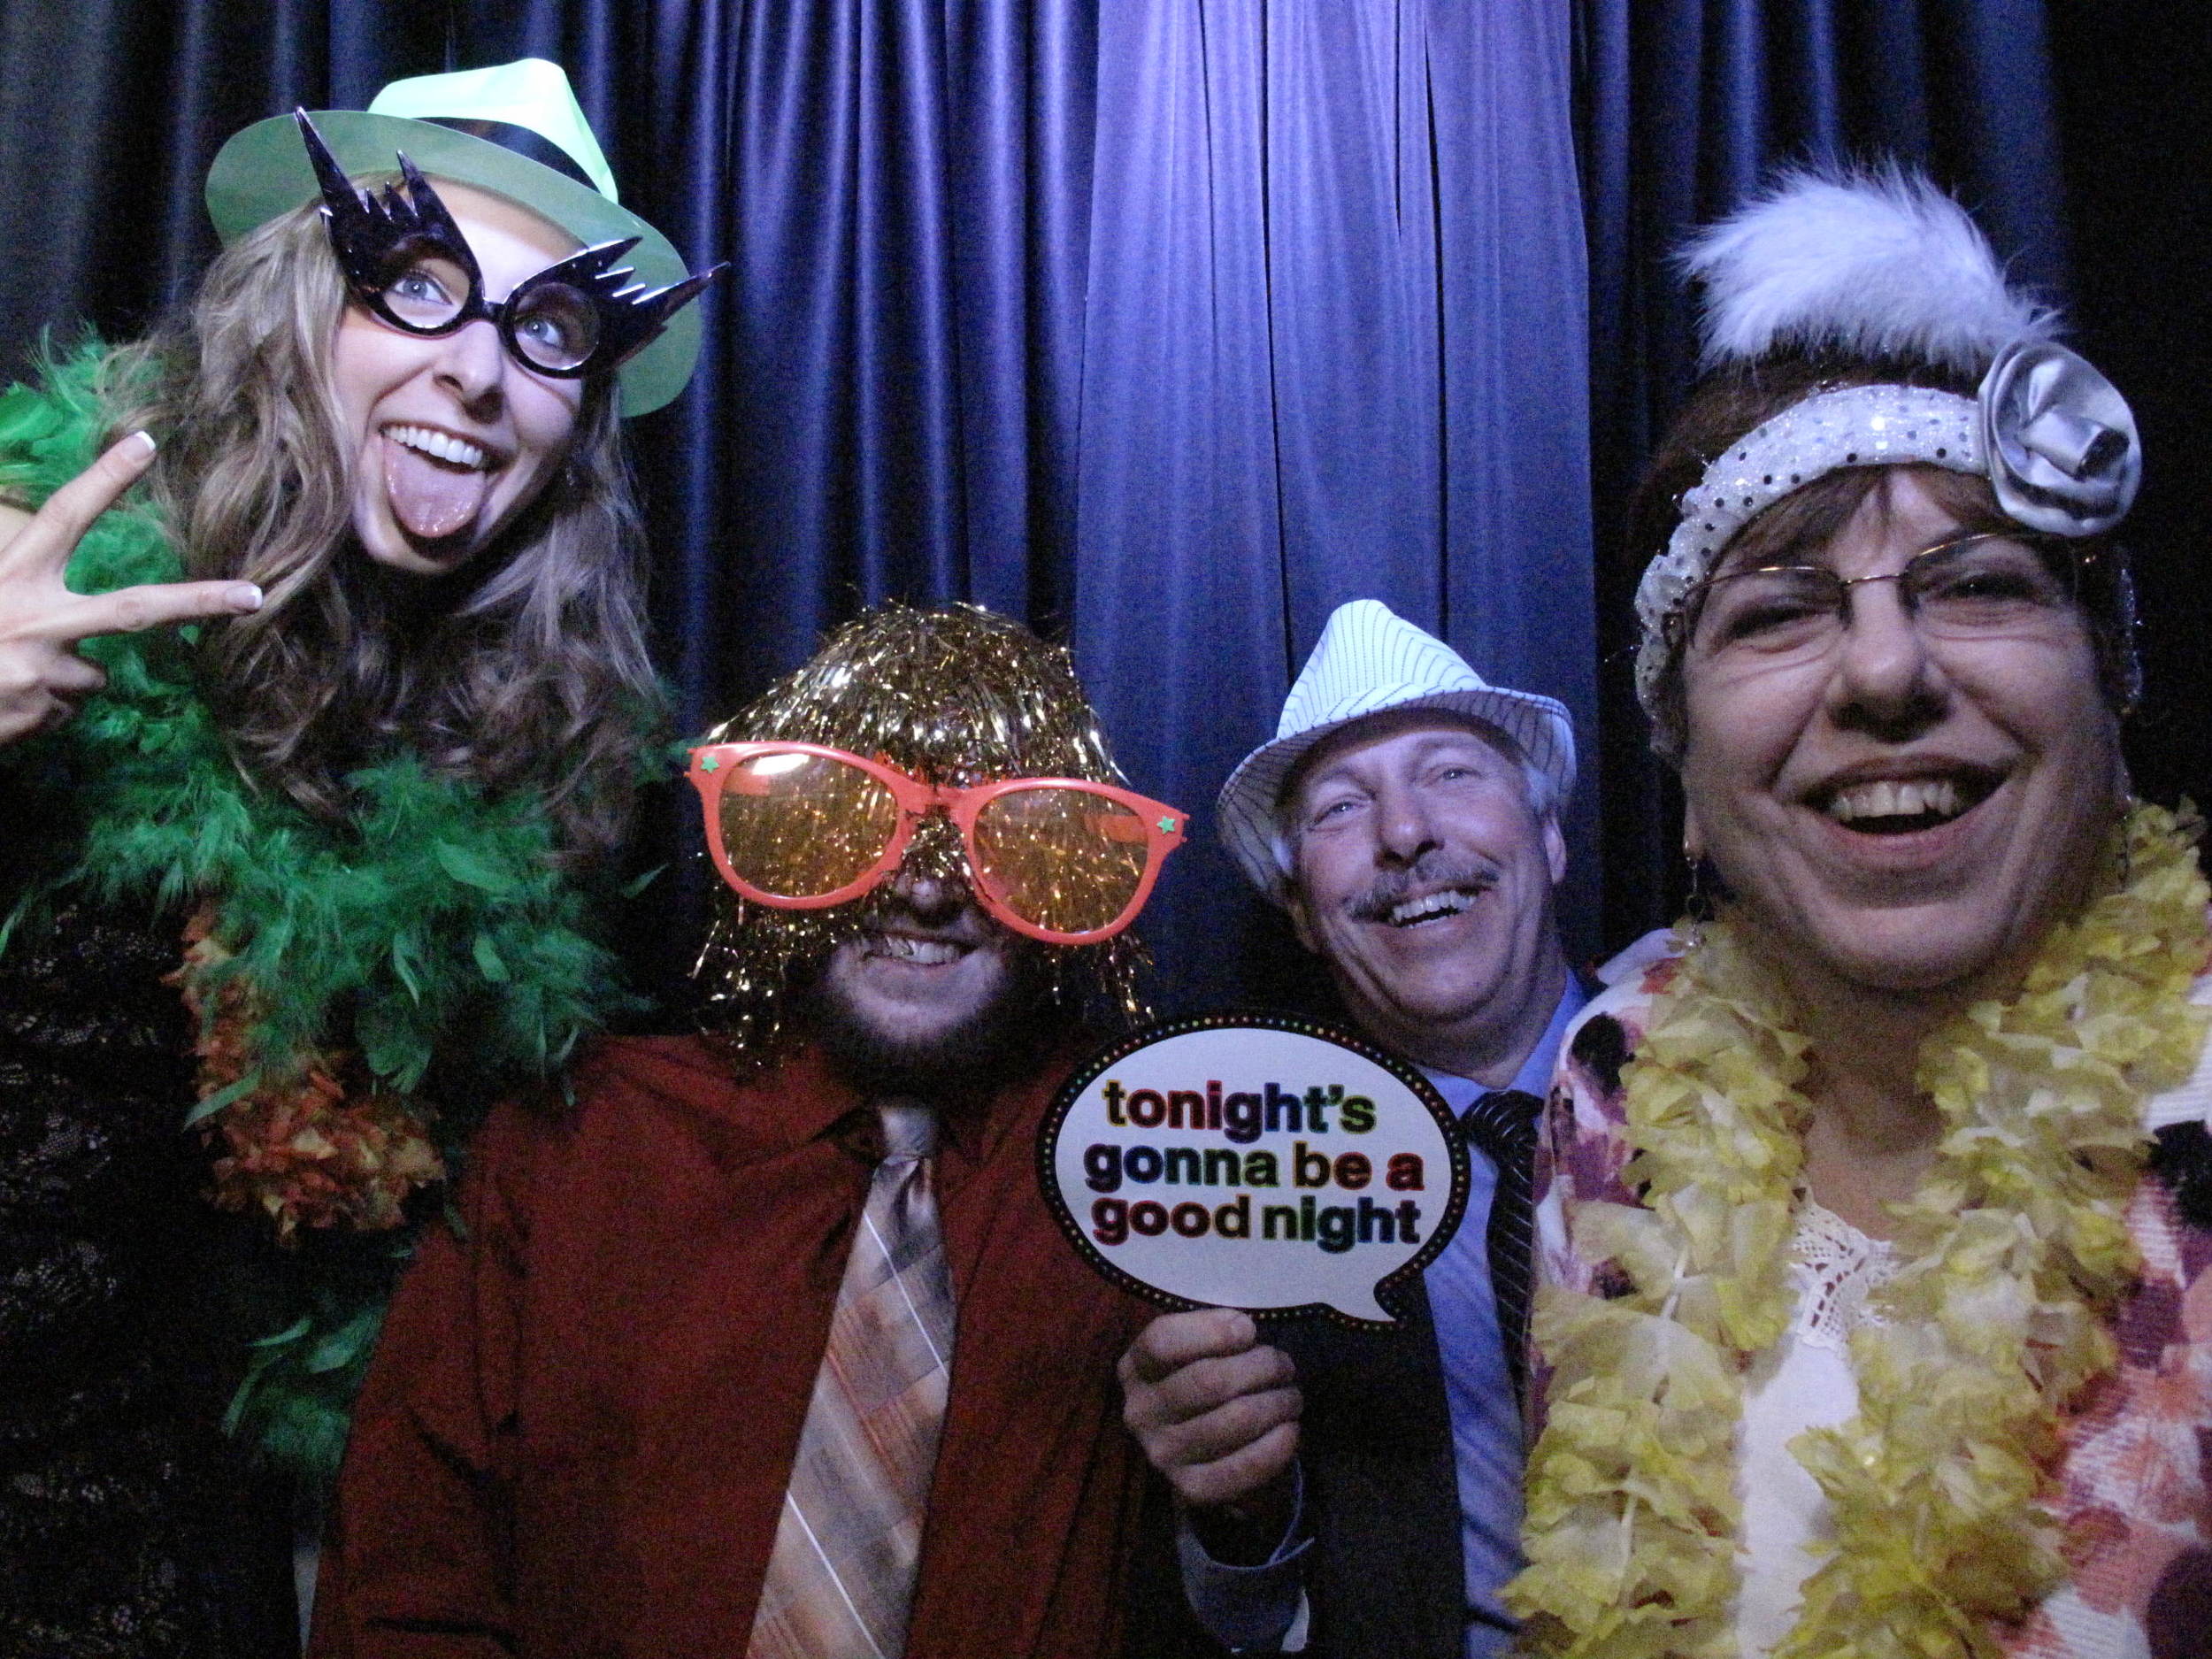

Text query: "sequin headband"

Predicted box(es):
[1632, 337, 2142, 715]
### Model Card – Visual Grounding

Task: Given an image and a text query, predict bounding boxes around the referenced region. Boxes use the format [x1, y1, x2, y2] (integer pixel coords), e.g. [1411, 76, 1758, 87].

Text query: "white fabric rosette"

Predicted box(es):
[1978, 338, 2140, 536]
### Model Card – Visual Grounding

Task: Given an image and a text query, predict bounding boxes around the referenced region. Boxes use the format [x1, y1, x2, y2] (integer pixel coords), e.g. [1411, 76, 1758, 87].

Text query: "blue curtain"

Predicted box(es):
[1576, 0, 2074, 942]
[1072, 1, 1594, 1010]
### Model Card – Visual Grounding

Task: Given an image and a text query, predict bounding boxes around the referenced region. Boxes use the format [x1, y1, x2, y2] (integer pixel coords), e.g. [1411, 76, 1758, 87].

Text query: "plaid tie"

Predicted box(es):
[1457, 1088, 1541, 1401]
[747, 1102, 956, 1659]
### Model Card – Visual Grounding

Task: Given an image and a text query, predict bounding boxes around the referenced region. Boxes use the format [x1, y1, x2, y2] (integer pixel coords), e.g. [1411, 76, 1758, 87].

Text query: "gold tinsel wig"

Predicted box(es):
[693, 602, 1150, 1065]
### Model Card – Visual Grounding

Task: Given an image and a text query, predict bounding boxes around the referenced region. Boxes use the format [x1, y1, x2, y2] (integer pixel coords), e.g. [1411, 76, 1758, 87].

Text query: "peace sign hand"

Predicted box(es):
[0, 431, 263, 746]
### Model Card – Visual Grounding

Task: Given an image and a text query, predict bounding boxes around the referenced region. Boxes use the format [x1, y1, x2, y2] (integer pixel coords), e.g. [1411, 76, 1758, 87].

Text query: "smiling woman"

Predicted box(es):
[0, 60, 716, 1655]
[1513, 168, 2212, 1659]
[1675, 469, 2123, 1000]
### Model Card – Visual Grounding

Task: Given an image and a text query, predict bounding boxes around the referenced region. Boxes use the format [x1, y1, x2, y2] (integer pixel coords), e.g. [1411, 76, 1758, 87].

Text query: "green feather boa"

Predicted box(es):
[0, 347, 636, 1477]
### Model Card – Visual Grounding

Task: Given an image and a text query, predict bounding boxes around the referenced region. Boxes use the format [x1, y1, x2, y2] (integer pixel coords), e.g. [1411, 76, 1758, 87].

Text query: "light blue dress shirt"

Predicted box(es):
[1182, 979, 1586, 1655]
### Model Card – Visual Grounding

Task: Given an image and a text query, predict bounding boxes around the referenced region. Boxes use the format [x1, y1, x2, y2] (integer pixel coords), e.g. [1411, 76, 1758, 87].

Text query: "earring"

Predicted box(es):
[1681, 844, 1710, 946]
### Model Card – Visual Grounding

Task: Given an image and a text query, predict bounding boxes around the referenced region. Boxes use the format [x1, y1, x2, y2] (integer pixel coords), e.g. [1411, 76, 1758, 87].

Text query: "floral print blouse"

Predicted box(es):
[1530, 943, 2212, 1659]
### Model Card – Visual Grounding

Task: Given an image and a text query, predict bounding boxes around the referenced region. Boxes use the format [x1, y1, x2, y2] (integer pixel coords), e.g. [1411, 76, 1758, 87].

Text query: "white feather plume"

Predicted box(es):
[1682, 165, 2055, 375]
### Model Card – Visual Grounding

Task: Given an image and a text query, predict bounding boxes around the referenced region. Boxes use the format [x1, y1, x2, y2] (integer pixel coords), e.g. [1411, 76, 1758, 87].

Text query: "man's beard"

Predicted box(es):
[799, 941, 1057, 1098]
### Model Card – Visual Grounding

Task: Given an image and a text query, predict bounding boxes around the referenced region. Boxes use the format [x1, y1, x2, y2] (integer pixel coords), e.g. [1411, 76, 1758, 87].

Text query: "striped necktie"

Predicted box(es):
[747, 1102, 956, 1659]
[1457, 1088, 1542, 1401]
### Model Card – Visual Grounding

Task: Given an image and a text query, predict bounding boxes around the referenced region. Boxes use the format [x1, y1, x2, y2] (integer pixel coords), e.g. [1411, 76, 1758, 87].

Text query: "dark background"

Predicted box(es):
[0, 0, 2202, 1019]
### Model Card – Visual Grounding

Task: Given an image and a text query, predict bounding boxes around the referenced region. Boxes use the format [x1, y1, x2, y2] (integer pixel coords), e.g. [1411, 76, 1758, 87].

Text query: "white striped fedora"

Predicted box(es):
[1217, 600, 1576, 903]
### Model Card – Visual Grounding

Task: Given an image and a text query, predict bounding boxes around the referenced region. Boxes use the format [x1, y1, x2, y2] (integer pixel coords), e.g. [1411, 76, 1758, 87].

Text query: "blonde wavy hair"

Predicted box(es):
[101, 199, 662, 868]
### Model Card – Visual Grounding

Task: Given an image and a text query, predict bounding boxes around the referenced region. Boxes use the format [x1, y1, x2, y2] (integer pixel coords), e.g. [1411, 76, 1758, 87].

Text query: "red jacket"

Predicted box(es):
[311, 1036, 1158, 1658]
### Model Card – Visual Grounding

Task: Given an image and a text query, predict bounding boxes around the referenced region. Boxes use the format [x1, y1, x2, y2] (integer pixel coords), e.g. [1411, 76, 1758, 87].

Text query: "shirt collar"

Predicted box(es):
[760, 1038, 1079, 1167]
[1509, 976, 1587, 1097]
[1420, 977, 1589, 1107]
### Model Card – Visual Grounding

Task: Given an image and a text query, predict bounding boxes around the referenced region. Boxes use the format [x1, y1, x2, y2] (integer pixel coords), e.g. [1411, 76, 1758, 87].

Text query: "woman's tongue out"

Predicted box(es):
[382, 431, 493, 541]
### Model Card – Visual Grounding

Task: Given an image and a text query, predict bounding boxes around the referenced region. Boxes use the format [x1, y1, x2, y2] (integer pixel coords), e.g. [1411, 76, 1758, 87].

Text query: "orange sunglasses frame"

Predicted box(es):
[686, 741, 1188, 945]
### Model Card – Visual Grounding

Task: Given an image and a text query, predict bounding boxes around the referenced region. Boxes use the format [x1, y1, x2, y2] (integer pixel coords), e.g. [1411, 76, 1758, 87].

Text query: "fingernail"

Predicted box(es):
[121, 430, 157, 460]
[232, 583, 264, 611]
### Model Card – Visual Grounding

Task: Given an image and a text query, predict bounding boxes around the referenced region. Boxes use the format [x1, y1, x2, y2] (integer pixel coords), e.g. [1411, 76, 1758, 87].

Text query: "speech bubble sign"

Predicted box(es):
[1040, 1014, 1468, 1328]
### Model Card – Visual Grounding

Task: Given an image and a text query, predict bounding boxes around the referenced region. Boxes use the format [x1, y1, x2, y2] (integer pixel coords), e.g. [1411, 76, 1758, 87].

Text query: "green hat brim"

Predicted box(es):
[206, 111, 701, 418]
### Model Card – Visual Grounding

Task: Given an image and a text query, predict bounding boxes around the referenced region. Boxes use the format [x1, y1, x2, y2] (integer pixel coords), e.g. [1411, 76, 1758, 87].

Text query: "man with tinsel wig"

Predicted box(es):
[310, 603, 1206, 1659]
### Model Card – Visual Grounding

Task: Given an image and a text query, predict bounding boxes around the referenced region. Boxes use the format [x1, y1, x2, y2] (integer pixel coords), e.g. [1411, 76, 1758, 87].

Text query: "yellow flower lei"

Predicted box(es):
[1508, 802, 2211, 1659]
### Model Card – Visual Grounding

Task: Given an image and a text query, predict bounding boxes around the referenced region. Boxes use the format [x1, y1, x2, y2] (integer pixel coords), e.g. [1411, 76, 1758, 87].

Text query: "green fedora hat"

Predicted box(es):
[206, 58, 703, 417]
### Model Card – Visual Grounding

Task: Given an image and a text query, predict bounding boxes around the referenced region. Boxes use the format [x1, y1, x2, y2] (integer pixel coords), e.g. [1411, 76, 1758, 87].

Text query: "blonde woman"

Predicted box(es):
[0, 61, 713, 1654]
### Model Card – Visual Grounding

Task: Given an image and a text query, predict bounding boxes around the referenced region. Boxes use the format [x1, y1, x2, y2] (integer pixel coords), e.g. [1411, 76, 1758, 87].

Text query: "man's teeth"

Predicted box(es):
[1387, 889, 1475, 926]
[870, 933, 965, 964]
[386, 425, 490, 471]
[1827, 778, 1966, 825]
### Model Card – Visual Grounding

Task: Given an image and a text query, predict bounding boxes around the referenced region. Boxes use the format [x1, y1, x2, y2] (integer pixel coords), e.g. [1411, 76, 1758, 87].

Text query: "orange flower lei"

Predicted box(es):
[173, 907, 443, 1242]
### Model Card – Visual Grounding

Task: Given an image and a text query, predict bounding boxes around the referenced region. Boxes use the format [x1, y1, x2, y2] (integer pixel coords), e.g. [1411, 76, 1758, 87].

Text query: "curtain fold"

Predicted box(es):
[1074, 0, 1594, 1011]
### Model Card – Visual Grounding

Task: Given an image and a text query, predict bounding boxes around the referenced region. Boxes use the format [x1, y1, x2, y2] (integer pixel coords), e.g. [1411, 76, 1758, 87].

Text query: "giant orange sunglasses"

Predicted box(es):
[687, 741, 1187, 945]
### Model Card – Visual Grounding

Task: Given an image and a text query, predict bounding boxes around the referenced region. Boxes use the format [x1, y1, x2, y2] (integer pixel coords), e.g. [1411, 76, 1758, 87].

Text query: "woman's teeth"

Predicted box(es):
[868, 933, 966, 965]
[1825, 777, 1967, 826]
[1388, 889, 1475, 926]
[385, 424, 490, 471]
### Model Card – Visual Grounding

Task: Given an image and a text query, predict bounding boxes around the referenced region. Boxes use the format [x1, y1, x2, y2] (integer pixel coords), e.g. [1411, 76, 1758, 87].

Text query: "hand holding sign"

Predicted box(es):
[0, 432, 264, 745]
[1041, 1016, 1469, 1325]
[1118, 1306, 1302, 1528]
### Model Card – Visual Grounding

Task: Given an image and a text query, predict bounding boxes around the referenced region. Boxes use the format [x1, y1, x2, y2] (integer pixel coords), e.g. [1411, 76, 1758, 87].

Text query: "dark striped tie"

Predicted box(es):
[1457, 1088, 1542, 1401]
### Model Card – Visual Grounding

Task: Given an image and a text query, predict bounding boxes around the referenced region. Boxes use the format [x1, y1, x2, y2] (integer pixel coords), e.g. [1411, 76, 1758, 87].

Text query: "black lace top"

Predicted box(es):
[0, 901, 292, 1657]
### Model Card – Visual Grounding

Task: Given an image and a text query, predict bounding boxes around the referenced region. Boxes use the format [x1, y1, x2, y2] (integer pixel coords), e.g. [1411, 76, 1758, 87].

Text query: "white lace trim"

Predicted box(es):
[1788, 1199, 1900, 1354]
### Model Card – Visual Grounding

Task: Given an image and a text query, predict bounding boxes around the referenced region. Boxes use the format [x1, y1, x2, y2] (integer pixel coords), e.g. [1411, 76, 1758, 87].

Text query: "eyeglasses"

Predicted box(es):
[686, 741, 1188, 945]
[349, 236, 672, 376]
[297, 111, 718, 380]
[1680, 532, 2087, 664]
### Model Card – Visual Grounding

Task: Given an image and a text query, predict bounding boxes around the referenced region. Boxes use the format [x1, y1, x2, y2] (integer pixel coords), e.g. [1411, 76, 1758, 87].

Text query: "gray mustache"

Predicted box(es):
[1347, 854, 1502, 923]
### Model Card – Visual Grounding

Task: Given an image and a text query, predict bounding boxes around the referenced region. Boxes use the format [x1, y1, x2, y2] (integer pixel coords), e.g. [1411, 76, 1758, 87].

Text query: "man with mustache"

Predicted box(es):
[1120, 600, 1582, 1658]
[311, 604, 1195, 1659]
